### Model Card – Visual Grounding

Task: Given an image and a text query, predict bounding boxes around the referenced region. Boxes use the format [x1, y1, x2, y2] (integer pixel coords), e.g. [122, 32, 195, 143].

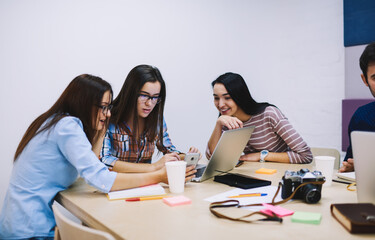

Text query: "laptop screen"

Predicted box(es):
[351, 131, 375, 204]
[198, 126, 255, 182]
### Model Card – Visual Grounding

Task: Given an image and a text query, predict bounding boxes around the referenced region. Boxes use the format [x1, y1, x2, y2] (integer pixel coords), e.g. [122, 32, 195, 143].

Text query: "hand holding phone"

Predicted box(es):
[184, 153, 200, 167]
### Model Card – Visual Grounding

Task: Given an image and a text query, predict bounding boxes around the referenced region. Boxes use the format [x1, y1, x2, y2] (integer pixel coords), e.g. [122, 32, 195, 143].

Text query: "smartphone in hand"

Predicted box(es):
[185, 153, 200, 167]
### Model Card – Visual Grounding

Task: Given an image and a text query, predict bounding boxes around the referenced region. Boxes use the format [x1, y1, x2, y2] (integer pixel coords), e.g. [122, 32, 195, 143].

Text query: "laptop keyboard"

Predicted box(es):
[194, 164, 206, 178]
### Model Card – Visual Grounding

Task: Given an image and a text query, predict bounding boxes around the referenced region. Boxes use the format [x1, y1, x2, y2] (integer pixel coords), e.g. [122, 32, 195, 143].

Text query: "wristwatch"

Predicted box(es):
[260, 150, 269, 163]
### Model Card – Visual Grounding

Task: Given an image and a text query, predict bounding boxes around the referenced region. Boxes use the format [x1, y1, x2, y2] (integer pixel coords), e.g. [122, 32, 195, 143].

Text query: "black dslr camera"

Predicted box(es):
[281, 169, 325, 204]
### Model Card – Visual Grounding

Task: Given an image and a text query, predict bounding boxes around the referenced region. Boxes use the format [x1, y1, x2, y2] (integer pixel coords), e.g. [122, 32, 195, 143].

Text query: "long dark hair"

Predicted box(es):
[14, 74, 113, 161]
[111, 65, 166, 151]
[212, 72, 273, 115]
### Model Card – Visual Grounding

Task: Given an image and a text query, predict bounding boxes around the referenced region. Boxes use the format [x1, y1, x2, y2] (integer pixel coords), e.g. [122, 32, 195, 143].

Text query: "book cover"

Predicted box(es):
[106, 184, 166, 201]
[331, 203, 375, 233]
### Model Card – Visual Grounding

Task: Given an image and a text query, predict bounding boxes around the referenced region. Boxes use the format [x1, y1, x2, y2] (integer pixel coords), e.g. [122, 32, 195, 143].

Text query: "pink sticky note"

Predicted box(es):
[163, 196, 192, 207]
[260, 203, 294, 217]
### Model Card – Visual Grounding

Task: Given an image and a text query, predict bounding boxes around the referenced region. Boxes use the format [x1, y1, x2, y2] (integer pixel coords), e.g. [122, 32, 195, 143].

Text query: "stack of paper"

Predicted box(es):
[107, 184, 166, 201]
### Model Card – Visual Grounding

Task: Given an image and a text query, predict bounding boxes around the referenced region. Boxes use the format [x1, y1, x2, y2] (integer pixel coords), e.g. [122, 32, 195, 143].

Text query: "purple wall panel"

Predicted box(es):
[342, 99, 374, 151]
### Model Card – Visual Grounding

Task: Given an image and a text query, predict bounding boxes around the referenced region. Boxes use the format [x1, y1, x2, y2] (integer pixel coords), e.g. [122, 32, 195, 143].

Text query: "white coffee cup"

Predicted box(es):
[314, 156, 335, 187]
[165, 161, 187, 193]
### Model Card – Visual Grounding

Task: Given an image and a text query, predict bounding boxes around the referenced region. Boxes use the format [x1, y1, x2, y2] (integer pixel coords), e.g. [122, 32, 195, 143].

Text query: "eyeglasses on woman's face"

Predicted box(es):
[138, 94, 161, 104]
[97, 104, 113, 115]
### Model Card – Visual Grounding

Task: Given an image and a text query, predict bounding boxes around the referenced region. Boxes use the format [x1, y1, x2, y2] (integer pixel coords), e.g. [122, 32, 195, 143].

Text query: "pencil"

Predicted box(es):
[228, 193, 267, 198]
[126, 196, 167, 202]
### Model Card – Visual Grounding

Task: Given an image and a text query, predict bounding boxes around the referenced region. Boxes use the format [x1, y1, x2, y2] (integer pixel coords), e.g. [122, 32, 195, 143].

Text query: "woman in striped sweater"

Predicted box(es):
[207, 72, 312, 164]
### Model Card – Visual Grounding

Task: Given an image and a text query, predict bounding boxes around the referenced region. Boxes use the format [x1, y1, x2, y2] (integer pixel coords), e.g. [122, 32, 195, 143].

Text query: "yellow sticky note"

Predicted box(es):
[255, 168, 277, 174]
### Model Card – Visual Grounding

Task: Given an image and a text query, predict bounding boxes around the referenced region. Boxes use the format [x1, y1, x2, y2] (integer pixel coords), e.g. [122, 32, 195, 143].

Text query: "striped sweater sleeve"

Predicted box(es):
[267, 108, 313, 164]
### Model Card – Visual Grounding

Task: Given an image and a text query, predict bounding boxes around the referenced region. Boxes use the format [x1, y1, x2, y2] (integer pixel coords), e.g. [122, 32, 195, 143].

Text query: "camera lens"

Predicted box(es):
[302, 184, 321, 204]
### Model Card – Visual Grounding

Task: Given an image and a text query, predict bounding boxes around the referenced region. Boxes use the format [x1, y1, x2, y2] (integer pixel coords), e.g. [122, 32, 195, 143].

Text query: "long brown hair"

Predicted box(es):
[111, 65, 166, 152]
[14, 74, 113, 161]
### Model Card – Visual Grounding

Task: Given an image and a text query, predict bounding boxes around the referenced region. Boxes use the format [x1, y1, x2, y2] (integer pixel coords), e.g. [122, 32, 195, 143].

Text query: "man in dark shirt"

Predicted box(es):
[340, 42, 375, 172]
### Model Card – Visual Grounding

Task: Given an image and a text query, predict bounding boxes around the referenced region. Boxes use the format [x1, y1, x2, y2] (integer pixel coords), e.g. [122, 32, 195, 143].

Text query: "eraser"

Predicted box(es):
[255, 168, 277, 174]
[163, 195, 192, 207]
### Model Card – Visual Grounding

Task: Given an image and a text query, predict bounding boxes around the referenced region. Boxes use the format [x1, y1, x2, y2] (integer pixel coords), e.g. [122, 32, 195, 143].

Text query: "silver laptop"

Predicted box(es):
[351, 131, 375, 204]
[192, 126, 255, 182]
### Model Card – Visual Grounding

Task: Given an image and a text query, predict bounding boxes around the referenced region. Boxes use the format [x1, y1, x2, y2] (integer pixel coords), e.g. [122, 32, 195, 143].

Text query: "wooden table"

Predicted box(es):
[55, 162, 373, 240]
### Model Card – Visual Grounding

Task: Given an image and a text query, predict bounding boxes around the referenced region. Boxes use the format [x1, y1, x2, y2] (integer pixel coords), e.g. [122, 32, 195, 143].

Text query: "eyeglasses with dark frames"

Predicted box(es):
[97, 104, 113, 115]
[138, 94, 161, 104]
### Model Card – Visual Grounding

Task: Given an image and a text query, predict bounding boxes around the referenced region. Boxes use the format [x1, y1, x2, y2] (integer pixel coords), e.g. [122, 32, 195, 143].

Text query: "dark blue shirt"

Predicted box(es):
[344, 101, 375, 161]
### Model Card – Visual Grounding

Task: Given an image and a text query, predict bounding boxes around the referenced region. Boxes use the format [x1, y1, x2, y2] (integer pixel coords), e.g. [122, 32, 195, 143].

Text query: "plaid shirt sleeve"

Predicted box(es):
[100, 125, 118, 167]
[160, 119, 180, 154]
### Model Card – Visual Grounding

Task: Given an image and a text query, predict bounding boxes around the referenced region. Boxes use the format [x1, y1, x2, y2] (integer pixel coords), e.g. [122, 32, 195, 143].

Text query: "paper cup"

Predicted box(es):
[314, 156, 335, 187]
[165, 161, 187, 193]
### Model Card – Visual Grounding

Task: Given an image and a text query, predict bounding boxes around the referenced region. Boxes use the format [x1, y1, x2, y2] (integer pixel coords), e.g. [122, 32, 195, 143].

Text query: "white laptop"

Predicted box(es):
[192, 126, 255, 182]
[351, 131, 375, 204]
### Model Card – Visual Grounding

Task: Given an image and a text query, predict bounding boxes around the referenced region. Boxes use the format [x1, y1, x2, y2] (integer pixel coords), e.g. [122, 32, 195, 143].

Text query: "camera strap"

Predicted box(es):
[209, 181, 325, 223]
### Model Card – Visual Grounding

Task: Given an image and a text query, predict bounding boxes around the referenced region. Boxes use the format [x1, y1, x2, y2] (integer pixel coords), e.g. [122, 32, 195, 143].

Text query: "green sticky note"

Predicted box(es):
[291, 211, 321, 225]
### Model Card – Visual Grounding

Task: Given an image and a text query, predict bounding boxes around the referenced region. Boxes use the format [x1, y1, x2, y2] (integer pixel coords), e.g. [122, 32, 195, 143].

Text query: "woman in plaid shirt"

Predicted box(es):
[101, 65, 200, 171]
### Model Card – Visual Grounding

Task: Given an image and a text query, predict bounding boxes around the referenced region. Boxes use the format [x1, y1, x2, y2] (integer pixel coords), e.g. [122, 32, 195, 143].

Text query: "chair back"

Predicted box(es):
[52, 204, 115, 240]
[310, 147, 341, 170]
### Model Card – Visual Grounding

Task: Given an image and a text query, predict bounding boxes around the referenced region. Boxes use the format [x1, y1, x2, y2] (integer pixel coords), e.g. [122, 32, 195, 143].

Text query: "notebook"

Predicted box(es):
[331, 203, 375, 233]
[106, 184, 166, 201]
[191, 126, 255, 182]
[335, 171, 356, 183]
[351, 131, 375, 204]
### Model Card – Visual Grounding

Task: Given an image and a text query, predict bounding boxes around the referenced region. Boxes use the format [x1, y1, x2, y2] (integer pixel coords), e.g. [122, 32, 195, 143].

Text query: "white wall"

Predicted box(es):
[0, 0, 344, 209]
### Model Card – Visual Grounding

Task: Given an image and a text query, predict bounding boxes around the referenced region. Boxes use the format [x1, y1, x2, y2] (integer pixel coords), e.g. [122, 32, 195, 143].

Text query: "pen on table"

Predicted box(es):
[332, 179, 352, 185]
[228, 193, 267, 198]
[235, 160, 244, 167]
[126, 196, 167, 202]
